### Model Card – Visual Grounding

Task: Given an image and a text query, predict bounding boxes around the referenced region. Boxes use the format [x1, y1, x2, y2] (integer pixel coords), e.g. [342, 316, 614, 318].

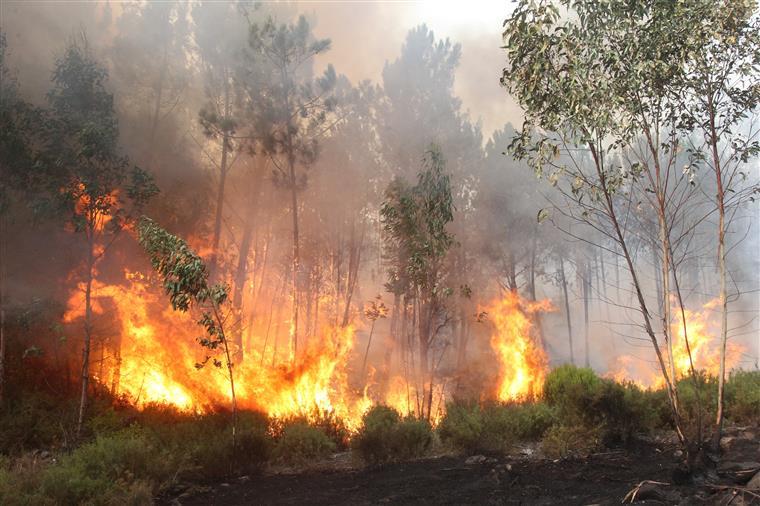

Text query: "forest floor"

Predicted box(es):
[162, 426, 760, 506]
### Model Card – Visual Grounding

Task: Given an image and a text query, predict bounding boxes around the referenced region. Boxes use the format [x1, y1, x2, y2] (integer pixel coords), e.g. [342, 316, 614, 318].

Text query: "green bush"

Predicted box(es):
[0, 454, 51, 506]
[543, 365, 601, 425]
[39, 426, 178, 505]
[308, 409, 350, 450]
[272, 418, 336, 465]
[438, 401, 554, 454]
[352, 406, 433, 465]
[725, 370, 760, 423]
[437, 402, 485, 453]
[159, 410, 271, 480]
[0, 393, 75, 454]
[541, 424, 601, 459]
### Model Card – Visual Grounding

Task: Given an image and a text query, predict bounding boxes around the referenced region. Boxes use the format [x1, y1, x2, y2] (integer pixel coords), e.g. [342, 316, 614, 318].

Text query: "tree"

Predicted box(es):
[381, 145, 455, 420]
[501, 0, 697, 455]
[671, 0, 760, 449]
[137, 216, 237, 446]
[243, 15, 336, 364]
[42, 38, 158, 435]
[0, 31, 35, 404]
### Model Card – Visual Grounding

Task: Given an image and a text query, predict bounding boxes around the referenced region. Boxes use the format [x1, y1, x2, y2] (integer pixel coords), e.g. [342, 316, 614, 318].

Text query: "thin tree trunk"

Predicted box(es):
[231, 160, 264, 362]
[558, 256, 574, 365]
[709, 93, 729, 450]
[582, 259, 590, 368]
[360, 320, 376, 381]
[289, 154, 300, 365]
[209, 70, 231, 279]
[77, 226, 96, 437]
[341, 223, 364, 327]
[658, 210, 678, 396]
[589, 143, 686, 448]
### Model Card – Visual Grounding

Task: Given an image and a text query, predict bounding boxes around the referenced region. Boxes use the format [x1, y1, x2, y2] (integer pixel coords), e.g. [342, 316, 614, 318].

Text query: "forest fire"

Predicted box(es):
[609, 298, 745, 388]
[486, 291, 553, 401]
[62, 269, 565, 426]
[62, 269, 378, 429]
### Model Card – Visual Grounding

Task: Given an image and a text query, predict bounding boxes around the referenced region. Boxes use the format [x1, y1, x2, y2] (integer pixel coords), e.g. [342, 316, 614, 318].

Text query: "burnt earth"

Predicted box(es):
[165, 441, 700, 506]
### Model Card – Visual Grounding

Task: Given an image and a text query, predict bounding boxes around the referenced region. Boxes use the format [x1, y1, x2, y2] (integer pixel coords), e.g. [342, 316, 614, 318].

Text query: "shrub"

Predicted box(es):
[589, 380, 660, 445]
[438, 401, 553, 454]
[438, 402, 484, 453]
[541, 424, 601, 459]
[543, 365, 601, 425]
[725, 370, 760, 423]
[0, 393, 75, 454]
[161, 410, 271, 480]
[308, 409, 350, 450]
[507, 402, 556, 440]
[352, 406, 433, 465]
[0, 454, 51, 506]
[39, 426, 178, 505]
[272, 418, 336, 465]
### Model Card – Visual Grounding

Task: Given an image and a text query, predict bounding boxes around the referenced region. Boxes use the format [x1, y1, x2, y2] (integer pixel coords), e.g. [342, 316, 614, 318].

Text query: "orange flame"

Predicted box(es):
[63, 269, 375, 429]
[485, 291, 553, 401]
[608, 298, 745, 388]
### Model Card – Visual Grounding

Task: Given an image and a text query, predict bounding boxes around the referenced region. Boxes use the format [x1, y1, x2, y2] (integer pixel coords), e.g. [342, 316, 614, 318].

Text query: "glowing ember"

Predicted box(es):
[485, 291, 553, 401]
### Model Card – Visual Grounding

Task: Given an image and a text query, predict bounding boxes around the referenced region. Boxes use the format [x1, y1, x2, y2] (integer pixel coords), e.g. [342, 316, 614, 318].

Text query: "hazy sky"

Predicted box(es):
[304, 0, 522, 137]
[0, 1, 522, 139]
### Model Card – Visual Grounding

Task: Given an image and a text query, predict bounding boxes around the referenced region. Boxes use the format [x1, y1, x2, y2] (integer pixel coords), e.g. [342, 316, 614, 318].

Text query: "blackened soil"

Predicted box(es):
[166, 441, 701, 505]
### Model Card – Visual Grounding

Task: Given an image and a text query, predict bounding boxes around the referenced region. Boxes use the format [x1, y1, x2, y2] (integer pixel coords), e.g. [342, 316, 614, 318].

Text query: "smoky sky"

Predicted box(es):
[0, 1, 521, 139]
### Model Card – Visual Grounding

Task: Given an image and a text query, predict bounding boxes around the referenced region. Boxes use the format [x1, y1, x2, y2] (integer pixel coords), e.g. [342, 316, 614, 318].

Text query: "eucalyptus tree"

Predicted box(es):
[137, 217, 237, 447]
[501, 0, 696, 453]
[42, 39, 158, 435]
[671, 0, 760, 447]
[381, 145, 455, 421]
[242, 15, 336, 364]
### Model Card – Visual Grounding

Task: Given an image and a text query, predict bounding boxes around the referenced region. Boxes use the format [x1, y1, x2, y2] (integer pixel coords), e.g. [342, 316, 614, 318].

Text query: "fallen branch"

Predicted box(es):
[706, 484, 760, 501]
[622, 480, 670, 504]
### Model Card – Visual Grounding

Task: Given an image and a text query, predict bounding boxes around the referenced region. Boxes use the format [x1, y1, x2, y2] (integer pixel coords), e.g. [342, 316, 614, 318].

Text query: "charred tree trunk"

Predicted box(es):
[341, 222, 363, 327]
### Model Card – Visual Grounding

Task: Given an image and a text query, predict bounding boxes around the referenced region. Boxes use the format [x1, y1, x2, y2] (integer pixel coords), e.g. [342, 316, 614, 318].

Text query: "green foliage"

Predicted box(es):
[725, 370, 760, 423]
[544, 365, 663, 444]
[352, 406, 433, 465]
[0, 393, 75, 454]
[541, 424, 601, 459]
[271, 418, 336, 465]
[437, 402, 484, 453]
[244, 15, 336, 175]
[137, 217, 233, 379]
[381, 145, 455, 295]
[40, 37, 158, 230]
[38, 427, 177, 505]
[543, 365, 601, 424]
[438, 401, 554, 454]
